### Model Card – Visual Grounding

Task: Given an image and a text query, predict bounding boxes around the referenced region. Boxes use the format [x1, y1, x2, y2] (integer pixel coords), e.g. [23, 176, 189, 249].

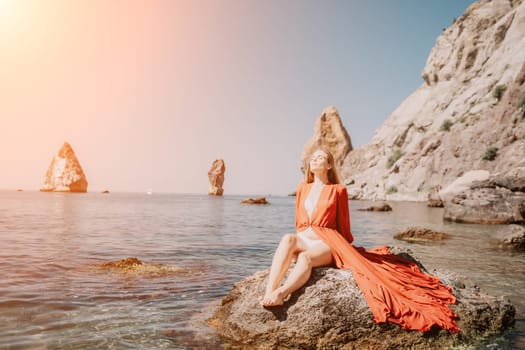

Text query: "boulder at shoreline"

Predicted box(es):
[443, 167, 525, 224]
[209, 249, 515, 349]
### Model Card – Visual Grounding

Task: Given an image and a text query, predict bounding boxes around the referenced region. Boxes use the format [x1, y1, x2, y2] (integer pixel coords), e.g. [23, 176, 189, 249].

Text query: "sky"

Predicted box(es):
[0, 0, 474, 196]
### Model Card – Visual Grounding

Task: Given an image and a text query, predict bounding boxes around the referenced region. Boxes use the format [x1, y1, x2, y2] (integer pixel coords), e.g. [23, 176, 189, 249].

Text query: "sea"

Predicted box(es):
[0, 190, 523, 349]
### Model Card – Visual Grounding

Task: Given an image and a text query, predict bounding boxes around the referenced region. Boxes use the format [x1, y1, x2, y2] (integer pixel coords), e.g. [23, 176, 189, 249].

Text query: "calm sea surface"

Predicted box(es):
[0, 191, 523, 349]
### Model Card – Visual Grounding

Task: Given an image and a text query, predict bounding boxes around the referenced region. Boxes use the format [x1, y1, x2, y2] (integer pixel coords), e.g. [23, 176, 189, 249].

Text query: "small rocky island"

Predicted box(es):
[40, 142, 88, 193]
[208, 159, 225, 196]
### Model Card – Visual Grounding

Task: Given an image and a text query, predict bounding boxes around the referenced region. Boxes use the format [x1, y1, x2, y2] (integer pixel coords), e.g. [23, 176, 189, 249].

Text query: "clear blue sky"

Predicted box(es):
[0, 0, 474, 195]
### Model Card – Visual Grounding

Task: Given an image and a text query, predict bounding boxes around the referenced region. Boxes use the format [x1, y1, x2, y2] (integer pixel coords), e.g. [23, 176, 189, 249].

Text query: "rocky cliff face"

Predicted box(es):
[208, 159, 225, 196]
[301, 106, 353, 176]
[343, 0, 525, 201]
[40, 142, 88, 192]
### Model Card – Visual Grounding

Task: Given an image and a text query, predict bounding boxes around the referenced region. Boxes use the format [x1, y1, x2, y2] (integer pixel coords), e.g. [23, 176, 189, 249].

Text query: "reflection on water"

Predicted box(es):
[0, 191, 523, 349]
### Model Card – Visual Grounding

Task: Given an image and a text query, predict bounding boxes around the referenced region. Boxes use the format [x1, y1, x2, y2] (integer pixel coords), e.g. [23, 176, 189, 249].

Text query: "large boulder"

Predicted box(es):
[208, 159, 225, 196]
[443, 167, 525, 224]
[493, 224, 525, 251]
[210, 250, 515, 349]
[301, 106, 353, 177]
[40, 142, 88, 192]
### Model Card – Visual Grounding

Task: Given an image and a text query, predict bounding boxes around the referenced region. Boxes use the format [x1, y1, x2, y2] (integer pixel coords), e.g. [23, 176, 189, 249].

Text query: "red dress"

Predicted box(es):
[295, 182, 459, 333]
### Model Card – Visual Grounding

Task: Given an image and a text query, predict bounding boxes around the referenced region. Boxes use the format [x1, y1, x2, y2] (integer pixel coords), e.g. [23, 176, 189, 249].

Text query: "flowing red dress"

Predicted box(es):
[295, 182, 459, 333]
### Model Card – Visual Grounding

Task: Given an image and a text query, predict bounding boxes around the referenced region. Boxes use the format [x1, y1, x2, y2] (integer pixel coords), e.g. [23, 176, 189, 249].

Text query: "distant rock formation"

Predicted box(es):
[357, 203, 392, 212]
[209, 248, 515, 349]
[208, 159, 225, 196]
[40, 142, 88, 193]
[241, 197, 269, 205]
[301, 106, 353, 177]
[342, 0, 525, 201]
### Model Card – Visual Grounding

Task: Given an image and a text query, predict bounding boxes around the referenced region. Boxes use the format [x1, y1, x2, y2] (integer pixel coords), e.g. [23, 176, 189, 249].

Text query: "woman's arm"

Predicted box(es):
[336, 185, 353, 243]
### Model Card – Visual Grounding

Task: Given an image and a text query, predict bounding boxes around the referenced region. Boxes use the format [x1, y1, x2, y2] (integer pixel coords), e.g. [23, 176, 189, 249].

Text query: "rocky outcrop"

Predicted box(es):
[493, 224, 525, 250]
[40, 142, 88, 192]
[301, 106, 353, 177]
[342, 0, 525, 201]
[208, 159, 225, 196]
[241, 197, 269, 205]
[210, 250, 515, 349]
[443, 167, 525, 224]
[394, 227, 452, 243]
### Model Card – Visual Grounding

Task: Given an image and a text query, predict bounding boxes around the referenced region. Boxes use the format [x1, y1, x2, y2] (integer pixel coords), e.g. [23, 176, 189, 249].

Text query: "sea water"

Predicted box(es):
[0, 191, 523, 349]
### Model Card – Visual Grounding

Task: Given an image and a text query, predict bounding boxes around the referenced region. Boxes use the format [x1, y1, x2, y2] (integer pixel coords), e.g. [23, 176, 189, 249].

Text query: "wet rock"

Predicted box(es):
[394, 227, 451, 243]
[209, 250, 515, 349]
[241, 197, 269, 205]
[357, 203, 392, 212]
[40, 142, 88, 193]
[97, 257, 185, 276]
[494, 224, 525, 251]
[208, 159, 225, 196]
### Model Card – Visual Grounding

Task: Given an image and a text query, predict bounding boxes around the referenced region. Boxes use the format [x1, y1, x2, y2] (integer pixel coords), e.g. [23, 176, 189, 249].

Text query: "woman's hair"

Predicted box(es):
[304, 148, 342, 184]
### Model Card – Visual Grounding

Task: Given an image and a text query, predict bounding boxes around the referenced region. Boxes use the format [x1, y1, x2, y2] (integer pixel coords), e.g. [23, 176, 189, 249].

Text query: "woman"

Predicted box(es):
[261, 148, 459, 333]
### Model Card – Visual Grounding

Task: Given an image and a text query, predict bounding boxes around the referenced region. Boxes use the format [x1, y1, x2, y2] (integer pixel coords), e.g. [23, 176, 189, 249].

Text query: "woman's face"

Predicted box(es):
[309, 150, 331, 173]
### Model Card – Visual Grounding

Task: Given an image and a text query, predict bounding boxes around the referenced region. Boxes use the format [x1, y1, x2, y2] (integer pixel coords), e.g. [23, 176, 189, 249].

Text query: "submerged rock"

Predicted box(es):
[394, 227, 451, 243]
[97, 257, 185, 276]
[40, 142, 88, 193]
[241, 197, 269, 205]
[208, 159, 225, 196]
[209, 250, 515, 349]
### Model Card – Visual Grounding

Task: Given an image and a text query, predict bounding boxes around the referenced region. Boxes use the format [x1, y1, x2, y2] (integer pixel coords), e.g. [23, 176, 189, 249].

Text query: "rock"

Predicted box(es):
[357, 203, 392, 212]
[301, 106, 353, 177]
[288, 191, 296, 197]
[427, 185, 444, 207]
[394, 227, 452, 243]
[97, 257, 185, 276]
[208, 159, 225, 196]
[444, 187, 525, 224]
[101, 190, 110, 194]
[40, 142, 88, 193]
[241, 197, 269, 205]
[493, 224, 525, 251]
[443, 168, 525, 224]
[341, 0, 525, 201]
[210, 250, 515, 349]
[439, 170, 490, 203]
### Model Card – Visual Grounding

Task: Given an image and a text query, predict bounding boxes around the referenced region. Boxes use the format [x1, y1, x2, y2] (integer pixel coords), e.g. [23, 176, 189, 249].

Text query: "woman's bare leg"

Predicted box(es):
[261, 234, 299, 305]
[262, 241, 332, 307]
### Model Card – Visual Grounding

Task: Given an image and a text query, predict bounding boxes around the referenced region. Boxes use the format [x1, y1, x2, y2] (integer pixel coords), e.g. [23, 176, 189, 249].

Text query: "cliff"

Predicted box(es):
[342, 0, 525, 201]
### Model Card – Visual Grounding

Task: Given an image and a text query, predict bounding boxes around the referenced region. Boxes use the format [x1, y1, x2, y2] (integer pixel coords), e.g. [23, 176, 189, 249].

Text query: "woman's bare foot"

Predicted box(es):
[260, 288, 286, 307]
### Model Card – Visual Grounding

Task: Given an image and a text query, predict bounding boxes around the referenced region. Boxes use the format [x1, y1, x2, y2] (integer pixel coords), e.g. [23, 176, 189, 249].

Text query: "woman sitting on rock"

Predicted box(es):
[260, 148, 459, 332]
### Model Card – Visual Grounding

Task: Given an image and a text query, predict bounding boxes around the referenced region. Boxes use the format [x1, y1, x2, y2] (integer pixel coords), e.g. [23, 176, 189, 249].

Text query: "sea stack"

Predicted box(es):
[301, 106, 353, 175]
[208, 159, 225, 196]
[40, 142, 88, 193]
